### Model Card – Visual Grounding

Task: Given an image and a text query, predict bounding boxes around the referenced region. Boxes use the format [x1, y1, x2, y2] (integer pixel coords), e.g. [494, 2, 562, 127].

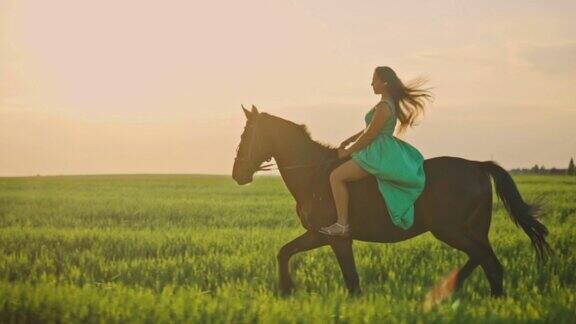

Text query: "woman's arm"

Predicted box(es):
[348, 130, 364, 142]
[344, 103, 392, 156]
[339, 129, 364, 149]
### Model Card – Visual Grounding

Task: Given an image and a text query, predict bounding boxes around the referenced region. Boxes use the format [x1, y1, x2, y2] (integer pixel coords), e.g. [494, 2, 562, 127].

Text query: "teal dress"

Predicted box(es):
[350, 98, 426, 230]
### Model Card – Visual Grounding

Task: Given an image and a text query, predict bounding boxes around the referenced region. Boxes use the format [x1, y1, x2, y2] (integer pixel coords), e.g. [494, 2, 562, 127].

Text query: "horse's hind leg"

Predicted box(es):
[431, 231, 480, 292]
[454, 258, 480, 291]
[466, 192, 505, 297]
[433, 230, 504, 297]
[328, 236, 361, 295]
[277, 231, 328, 295]
[434, 188, 505, 296]
[474, 237, 504, 297]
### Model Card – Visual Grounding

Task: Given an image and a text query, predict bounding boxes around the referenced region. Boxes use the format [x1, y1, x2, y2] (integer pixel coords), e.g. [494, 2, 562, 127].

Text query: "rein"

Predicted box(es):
[264, 158, 339, 171]
[235, 116, 340, 172]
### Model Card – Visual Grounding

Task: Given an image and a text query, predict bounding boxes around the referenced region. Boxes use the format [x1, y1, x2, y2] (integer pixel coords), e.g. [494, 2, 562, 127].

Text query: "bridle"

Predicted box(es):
[234, 116, 339, 172]
[234, 116, 274, 171]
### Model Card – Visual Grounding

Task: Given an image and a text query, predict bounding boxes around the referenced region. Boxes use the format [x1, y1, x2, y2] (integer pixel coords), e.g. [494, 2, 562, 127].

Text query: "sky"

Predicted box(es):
[1, 0, 575, 176]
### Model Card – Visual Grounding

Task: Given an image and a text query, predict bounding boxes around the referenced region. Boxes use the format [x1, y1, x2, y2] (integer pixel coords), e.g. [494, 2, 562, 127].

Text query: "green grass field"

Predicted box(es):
[0, 174, 574, 323]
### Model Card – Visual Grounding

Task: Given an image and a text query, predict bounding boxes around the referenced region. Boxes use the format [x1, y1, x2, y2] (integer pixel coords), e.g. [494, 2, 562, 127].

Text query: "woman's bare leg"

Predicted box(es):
[329, 159, 371, 226]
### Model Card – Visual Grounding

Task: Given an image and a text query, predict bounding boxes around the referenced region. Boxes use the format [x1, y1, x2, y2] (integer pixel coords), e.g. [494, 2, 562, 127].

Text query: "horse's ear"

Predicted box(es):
[251, 104, 259, 115]
[241, 104, 251, 119]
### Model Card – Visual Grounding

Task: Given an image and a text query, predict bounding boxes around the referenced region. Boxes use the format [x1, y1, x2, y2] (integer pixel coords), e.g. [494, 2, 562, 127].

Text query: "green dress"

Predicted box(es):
[350, 98, 426, 230]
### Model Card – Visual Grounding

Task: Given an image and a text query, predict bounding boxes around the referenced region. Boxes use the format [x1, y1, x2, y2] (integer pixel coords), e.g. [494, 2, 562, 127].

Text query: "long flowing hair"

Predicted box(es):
[375, 66, 434, 136]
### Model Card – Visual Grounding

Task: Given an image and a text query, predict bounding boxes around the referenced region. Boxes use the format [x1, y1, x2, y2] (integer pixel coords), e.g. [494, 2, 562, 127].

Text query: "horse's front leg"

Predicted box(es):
[328, 237, 361, 295]
[277, 230, 328, 295]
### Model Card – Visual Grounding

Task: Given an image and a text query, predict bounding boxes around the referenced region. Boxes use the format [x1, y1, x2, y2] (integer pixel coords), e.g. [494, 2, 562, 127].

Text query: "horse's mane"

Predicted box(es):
[260, 112, 338, 151]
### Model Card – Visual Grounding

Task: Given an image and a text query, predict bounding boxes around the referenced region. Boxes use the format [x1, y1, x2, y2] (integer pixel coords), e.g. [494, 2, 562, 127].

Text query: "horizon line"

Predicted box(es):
[3, 167, 572, 179]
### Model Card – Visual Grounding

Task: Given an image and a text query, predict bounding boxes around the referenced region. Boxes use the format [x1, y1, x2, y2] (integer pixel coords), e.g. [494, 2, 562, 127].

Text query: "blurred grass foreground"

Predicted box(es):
[0, 174, 574, 323]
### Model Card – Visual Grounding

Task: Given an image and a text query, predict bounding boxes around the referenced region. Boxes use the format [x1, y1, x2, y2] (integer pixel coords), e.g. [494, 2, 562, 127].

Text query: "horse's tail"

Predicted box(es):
[479, 160, 553, 263]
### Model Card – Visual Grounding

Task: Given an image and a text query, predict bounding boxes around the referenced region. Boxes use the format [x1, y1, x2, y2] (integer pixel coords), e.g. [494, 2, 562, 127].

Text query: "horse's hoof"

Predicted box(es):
[280, 290, 293, 297]
[279, 284, 294, 297]
[348, 288, 362, 297]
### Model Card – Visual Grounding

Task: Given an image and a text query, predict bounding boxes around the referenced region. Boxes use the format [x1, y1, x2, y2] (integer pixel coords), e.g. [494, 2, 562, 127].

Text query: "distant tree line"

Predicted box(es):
[509, 157, 575, 175]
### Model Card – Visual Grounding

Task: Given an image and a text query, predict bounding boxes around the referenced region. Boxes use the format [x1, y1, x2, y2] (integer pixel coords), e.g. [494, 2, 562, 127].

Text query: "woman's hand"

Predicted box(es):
[337, 148, 349, 159]
[339, 138, 352, 149]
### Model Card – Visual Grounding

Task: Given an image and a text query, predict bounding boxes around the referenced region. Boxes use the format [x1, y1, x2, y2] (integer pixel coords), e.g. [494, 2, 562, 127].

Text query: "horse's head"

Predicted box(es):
[232, 104, 275, 185]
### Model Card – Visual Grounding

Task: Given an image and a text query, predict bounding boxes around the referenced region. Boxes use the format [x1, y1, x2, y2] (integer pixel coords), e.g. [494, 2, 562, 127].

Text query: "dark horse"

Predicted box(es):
[232, 105, 552, 297]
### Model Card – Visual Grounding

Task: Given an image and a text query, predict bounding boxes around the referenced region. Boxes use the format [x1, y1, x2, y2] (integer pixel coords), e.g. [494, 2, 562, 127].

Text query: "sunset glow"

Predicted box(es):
[1, 0, 575, 176]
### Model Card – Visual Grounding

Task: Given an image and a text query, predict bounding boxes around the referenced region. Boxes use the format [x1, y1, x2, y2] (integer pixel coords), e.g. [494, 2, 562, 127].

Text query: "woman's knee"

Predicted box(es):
[329, 169, 342, 184]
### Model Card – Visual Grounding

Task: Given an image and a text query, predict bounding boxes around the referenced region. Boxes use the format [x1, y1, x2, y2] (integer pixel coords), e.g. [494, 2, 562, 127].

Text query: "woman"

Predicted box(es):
[319, 66, 433, 236]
